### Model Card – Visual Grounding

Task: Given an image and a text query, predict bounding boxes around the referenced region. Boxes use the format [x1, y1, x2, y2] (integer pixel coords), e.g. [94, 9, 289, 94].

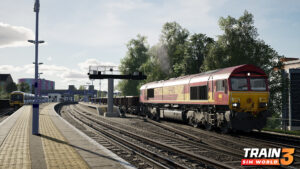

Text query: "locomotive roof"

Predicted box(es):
[140, 64, 266, 89]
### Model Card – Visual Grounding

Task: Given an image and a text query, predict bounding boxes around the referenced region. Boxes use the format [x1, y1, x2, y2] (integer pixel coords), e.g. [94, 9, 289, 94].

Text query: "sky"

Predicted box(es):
[0, 0, 299, 90]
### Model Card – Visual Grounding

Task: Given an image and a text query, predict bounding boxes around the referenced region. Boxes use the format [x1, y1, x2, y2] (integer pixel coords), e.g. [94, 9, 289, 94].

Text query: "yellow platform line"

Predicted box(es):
[40, 105, 89, 169]
[0, 106, 31, 169]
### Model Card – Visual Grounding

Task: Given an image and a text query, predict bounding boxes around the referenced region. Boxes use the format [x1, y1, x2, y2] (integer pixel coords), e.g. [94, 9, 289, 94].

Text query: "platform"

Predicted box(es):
[79, 102, 121, 117]
[0, 103, 134, 169]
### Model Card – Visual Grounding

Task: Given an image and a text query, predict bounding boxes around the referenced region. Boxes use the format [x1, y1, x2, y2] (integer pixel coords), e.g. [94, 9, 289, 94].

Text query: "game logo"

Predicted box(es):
[241, 148, 295, 166]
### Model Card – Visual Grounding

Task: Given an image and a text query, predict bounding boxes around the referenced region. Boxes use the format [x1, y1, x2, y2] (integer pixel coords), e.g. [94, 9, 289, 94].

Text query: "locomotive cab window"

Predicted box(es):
[190, 85, 208, 100]
[230, 78, 248, 91]
[147, 88, 154, 99]
[250, 78, 266, 91]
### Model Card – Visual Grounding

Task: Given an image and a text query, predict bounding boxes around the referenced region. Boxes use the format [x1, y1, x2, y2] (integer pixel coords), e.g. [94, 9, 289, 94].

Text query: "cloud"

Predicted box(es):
[46, 56, 52, 61]
[0, 22, 34, 48]
[78, 58, 118, 72]
[0, 58, 119, 90]
[0, 65, 23, 73]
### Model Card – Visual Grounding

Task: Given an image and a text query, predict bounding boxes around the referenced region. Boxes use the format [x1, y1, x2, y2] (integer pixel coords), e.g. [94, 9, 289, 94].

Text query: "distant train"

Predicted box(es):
[10, 91, 48, 107]
[91, 64, 270, 132]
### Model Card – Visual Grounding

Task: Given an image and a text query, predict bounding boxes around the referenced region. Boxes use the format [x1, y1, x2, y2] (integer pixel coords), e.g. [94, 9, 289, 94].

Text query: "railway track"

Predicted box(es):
[146, 117, 300, 168]
[0, 108, 14, 123]
[66, 104, 239, 169]
[62, 106, 169, 169]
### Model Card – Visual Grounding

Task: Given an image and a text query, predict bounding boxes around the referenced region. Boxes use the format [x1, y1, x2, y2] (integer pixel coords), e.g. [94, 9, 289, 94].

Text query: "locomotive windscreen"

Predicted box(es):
[11, 94, 23, 101]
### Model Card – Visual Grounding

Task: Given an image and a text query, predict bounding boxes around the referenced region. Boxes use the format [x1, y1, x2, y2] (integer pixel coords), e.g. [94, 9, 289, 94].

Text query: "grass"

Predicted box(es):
[262, 127, 300, 136]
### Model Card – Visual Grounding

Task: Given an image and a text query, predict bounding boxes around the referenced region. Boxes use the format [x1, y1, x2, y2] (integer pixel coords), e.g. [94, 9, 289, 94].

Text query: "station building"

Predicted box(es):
[40, 85, 97, 102]
[281, 58, 300, 130]
[0, 74, 14, 89]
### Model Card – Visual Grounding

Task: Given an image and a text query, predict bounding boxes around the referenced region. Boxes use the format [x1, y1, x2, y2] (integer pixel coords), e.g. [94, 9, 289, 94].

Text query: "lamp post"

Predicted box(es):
[28, 0, 44, 135]
[38, 72, 43, 98]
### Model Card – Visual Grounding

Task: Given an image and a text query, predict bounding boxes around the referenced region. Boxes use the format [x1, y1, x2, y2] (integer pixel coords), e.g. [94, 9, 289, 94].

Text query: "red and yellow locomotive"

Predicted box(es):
[140, 64, 270, 132]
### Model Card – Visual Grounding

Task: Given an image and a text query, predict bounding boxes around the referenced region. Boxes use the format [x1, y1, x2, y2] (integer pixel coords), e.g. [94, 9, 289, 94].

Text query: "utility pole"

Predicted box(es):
[28, 0, 45, 135]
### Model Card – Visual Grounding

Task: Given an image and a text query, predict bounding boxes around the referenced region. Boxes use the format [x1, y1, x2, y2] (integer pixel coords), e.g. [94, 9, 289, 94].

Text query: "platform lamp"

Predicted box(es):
[28, 0, 45, 135]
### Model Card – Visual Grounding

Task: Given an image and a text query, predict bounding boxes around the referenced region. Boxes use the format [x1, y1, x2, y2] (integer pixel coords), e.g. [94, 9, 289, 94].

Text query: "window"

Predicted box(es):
[190, 85, 208, 100]
[230, 78, 248, 91]
[250, 78, 266, 91]
[147, 88, 154, 99]
[216, 80, 225, 92]
[11, 94, 23, 101]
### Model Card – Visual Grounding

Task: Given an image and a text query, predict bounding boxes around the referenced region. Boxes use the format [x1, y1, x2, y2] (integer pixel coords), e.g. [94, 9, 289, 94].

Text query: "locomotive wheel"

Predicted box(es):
[189, 118, 198, 128]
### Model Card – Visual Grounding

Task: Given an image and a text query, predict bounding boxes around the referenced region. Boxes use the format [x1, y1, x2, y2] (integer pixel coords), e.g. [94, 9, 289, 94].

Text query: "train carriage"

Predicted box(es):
[10, 91, 49, 107]
[140, 64, 270, 132]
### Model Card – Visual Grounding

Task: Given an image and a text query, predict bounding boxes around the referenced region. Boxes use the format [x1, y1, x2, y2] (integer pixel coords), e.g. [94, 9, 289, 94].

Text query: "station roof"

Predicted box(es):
[0, 74, 12, 81]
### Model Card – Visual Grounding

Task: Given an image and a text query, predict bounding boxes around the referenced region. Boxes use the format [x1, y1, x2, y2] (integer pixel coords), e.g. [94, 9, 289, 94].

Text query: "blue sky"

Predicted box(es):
[0, 0, 299, 89]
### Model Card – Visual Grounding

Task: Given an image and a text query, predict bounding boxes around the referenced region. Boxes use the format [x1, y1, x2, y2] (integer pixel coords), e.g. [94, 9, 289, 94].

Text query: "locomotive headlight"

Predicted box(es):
[232, 103, 240, 108]
[259, 102, 268, 108]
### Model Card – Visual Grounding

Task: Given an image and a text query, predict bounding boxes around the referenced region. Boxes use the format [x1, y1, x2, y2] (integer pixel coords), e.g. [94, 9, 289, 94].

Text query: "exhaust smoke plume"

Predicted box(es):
[156, 44, 170, 74]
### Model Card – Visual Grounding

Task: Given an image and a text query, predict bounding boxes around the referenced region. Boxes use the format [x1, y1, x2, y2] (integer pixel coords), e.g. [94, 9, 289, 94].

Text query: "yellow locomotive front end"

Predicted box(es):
[9, 92, 25, 107]
[228, 76, 270, 131]
[230, 91, 269, 115]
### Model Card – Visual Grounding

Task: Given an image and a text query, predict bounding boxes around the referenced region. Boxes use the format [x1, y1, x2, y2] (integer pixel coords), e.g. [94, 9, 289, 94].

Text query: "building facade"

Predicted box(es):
[282, 59, 300, 130]
[0, 74, 13, 88]
[40, 85, 97, 102]
[18, 78, 55, 91]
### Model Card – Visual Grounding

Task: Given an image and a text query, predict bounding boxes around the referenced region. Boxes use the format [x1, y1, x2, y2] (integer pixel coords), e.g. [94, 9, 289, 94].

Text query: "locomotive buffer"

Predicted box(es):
[88, 66, 146, 116]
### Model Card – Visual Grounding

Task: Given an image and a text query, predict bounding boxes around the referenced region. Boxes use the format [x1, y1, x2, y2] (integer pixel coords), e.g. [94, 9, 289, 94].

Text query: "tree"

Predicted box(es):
[139, 45, 168, 84]
[17, 82, 30, 93]
[202, 11, 279, 70]
[118, 35, 150, 95]
[5, 82, 17, 93]
[184, 33, 214, 74]
[160, 22, 189, 77]
[79, 85, 86, 90]
[202, 10, 283, 126]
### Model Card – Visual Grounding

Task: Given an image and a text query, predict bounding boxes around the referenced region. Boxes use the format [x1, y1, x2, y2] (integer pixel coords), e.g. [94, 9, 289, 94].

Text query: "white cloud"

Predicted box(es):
[46, 56, 52, 61]
[78, 58, 118, 72]
[0, 65, 23, 73]
[0, 58, 119, 90]
[43, 0, 222, 48]
[0, 22, 34, 48]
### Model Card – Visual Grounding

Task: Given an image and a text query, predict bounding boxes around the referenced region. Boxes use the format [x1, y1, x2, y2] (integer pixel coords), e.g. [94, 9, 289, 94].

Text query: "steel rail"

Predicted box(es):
[70, 106, 235, 169]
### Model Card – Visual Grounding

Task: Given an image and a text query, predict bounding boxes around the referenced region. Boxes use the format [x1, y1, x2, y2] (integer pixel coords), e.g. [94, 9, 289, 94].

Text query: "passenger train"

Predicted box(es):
[91, 64, 270, 132]
[9, 91, 48, 107]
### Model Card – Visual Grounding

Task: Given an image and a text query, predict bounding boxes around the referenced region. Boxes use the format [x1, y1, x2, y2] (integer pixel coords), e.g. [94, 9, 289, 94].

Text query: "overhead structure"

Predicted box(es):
[88, 65, 146, 116]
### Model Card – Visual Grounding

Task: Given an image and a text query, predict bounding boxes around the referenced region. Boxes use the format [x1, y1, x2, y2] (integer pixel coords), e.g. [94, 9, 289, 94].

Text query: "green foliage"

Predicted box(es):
[17, 82, 30, 93]
[184, 33, 214, 74]
[202, 10, 283, 120]
[160, 22, 189, 77]
[78, 85, 86, 90]
[119, 11, 284, 120]
[118, 35, 150, 96]
[97, 91, 107, 97]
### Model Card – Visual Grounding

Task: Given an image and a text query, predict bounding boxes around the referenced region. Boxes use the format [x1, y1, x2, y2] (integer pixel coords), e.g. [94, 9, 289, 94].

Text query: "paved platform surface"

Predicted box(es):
[0, 103, 134, 169]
